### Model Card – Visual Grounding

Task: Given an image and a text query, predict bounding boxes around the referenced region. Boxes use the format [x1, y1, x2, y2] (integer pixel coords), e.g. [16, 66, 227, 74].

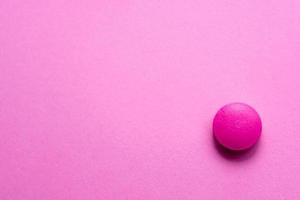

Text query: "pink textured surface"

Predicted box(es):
[1, 0, 300, 199]
[213, 103, 262, 151]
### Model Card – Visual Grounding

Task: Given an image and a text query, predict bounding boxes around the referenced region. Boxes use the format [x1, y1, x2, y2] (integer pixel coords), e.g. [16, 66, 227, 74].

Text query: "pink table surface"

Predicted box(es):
[1, 0, 300, 199]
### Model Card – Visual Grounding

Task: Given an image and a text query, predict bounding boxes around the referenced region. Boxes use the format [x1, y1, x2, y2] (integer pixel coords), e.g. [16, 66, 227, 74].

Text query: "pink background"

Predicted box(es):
[1, 0, 300, 199]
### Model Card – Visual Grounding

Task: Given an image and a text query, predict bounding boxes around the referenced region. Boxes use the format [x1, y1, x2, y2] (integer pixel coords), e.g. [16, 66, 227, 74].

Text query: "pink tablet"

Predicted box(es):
[213, 103, 262, 151]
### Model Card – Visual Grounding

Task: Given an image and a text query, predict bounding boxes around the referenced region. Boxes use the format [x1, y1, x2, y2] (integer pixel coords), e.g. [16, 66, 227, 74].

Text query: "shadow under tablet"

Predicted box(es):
[213, 134, 260, 162]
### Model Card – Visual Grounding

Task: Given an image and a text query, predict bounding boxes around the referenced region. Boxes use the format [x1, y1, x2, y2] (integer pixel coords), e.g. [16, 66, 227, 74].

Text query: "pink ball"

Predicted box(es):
[213, 103, 262, 151]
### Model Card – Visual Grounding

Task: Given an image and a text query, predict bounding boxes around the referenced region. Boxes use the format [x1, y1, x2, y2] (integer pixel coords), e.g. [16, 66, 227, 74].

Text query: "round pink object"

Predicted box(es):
[213, 103, 262, 151]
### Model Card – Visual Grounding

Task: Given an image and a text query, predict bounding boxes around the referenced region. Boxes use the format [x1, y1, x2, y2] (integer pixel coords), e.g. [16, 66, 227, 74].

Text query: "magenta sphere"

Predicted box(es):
[213, 103, 262, 151]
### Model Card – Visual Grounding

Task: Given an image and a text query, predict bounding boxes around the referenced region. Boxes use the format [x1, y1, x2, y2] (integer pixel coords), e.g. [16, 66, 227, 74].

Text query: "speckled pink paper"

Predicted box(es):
[1, 1, 300, 199]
